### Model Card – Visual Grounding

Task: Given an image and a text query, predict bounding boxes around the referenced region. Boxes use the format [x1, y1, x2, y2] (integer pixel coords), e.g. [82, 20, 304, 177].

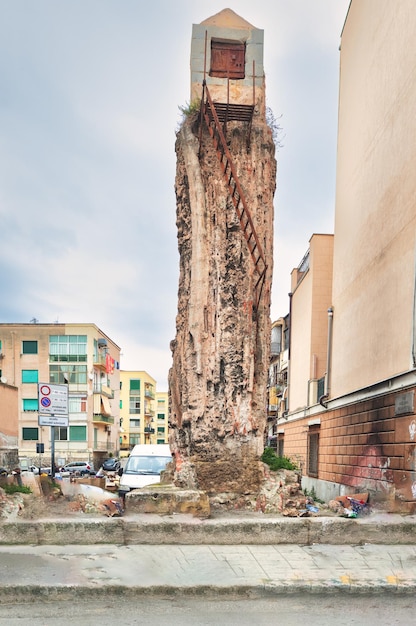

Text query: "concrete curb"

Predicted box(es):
[0, 582, 415, 603]
[1, 514, 416, 545]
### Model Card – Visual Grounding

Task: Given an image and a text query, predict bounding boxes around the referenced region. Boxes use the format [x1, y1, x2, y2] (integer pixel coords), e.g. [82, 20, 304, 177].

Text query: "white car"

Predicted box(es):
[62, 461, 94, 476]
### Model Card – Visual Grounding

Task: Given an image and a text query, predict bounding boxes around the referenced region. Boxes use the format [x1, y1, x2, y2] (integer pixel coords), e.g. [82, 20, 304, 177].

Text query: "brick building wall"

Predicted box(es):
[281, 386, 416, 513]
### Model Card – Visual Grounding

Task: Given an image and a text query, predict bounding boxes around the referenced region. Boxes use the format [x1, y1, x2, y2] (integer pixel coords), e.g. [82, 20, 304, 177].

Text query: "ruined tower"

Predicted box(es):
[169, 9, 276, 498]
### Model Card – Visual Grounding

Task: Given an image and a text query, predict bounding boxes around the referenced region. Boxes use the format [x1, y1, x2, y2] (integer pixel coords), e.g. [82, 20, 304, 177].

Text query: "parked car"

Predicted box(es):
[28, 466, 52, 476]
[101, 458, 121, 473]
[118, 444, 171, 497]
[62, 461, 94, 476]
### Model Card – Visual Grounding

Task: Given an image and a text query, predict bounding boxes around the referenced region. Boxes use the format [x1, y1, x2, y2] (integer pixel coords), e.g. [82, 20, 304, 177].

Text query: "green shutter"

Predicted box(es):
[22, 370, 39, 383]
[130, 379, 140, 390]
[23, 398, 38, 411]
[22, 341, 38, 354]
[22, 427, 39, 440]
[69, 426, 87, 441]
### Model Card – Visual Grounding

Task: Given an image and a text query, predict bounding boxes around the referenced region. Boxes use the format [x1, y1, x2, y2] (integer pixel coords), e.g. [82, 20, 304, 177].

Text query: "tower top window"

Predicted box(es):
[210, 39, 245, 79]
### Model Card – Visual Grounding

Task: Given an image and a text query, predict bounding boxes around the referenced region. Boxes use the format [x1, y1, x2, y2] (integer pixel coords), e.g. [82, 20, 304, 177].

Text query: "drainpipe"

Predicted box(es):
[412, 247, 416, 368]
[319, 306, 334, 409]
[285, 292, 293, 417]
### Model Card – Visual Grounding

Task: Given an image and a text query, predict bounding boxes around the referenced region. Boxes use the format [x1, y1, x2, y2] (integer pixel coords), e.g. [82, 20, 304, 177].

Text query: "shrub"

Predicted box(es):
[2, 484, 32, 495]
[261, 447, 298, 471]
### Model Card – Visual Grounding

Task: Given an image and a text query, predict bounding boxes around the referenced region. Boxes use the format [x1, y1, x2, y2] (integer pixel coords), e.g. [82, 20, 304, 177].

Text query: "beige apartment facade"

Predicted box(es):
[0, 323, 121, 469]
[289, 234, 334, 413]
[0, 379, 18, 469]
[120, 371, 169, 451]
[275, 1, 416, 512]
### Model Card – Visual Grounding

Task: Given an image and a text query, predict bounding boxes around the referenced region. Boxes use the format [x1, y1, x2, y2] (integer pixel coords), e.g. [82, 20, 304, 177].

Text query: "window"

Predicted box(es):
[317, 376, 325, 402]
[22, 370, 39, 384]
[50, 364, 87, 384]
[70, 426, 87, 441]
[22, 340, 38, 354]
[49, 335, 87, 362]
[130, 434, 140, 445]
[23, 398, 38, 411]
[22, 427, 38, 440]
[54, 427, 68, 441]
[271, 325, 282, 356]
[130, 379, 140, 390]
[129, 396, 141, 414]
[277, 435, 284, 457]
[157, 413, 165, 420]
[157, 426, 165, 434]
[68, 395, 87, 413]
[210, 39, 245, 79]
[157, 439, 165, 445]
[307, 427, 320, 477]
[129, 419, 141, 428]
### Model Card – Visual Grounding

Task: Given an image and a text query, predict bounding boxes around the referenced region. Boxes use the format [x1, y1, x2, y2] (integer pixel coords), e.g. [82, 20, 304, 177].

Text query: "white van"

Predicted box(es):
[118, 444, 171, 497]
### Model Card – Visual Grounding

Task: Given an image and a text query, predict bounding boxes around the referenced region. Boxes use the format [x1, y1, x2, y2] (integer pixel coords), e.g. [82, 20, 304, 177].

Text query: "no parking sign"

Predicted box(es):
[38, 383, 69, 416]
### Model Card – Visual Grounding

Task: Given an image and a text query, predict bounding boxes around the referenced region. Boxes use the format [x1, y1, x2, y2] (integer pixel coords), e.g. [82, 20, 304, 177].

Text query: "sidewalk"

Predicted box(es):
[1, 542, 416, 602]
[1, 513, 416, 601]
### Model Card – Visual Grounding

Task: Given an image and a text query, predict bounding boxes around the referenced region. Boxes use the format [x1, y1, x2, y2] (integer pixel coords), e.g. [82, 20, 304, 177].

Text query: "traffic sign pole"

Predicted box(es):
[51, 422, 55, 477]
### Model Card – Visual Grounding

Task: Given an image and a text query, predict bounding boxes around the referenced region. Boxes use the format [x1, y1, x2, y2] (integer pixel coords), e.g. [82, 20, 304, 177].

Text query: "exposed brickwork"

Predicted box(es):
[281, 386, 416, 513]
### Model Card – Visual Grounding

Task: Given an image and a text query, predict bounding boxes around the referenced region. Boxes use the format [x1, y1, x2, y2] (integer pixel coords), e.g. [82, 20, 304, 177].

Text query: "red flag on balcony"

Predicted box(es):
[105, 353, 115, 374]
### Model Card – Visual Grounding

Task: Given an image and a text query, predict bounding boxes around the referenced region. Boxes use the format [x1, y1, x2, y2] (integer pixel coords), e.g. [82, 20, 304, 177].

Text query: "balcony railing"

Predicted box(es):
[93, 354, 107, 369]
[93, 441, 115, 452]
[144, 389, 155, 399]
[93, 414, 115, 425]
[93, 384, 114, 398]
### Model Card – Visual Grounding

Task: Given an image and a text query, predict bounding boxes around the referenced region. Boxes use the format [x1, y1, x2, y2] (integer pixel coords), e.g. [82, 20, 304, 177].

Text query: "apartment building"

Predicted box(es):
[276, 1, 416, 512]
[155, 391, 169, 445]
[0, 323, 121, 468]
[119, 371, 169, 450]
[0, 379, 18, 468]
[266, 316, 289, 452]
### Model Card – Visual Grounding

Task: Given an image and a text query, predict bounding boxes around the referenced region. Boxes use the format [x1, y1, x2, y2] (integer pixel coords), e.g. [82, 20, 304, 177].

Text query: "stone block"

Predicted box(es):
[124, 485, 210, 518]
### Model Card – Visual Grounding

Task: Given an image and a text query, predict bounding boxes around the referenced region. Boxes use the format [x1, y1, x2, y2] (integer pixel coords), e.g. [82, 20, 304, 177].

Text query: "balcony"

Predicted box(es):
[144, 427, 155, 434]
[93, 353, 107, 370]
[93, 384, 114, 398]
[144, 407, 155, 418]
[93, 414, 115, 425]
[144, 388, 155, 399]
[93, 441, 115, 452]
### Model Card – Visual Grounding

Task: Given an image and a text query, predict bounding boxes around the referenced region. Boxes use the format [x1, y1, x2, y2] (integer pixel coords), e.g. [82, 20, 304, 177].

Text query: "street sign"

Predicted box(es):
[38, 414, 69, 427]
[38, 383, 69, 416]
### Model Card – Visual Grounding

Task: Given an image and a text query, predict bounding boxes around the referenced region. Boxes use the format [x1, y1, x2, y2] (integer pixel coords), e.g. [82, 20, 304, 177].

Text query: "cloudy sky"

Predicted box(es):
[0, 0, 350, 390]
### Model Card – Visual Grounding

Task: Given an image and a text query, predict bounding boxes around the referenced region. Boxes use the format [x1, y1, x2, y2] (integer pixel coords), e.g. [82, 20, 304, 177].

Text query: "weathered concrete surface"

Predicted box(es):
[169, 110, 276, 496]
[125, 485, 210, 518]
[1, 513, 416, 546]
[1, 542, 416, 603]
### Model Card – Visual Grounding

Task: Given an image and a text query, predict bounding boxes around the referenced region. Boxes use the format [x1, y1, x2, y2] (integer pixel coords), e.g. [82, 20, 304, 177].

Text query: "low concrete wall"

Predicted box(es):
[0, 514, 415, 546]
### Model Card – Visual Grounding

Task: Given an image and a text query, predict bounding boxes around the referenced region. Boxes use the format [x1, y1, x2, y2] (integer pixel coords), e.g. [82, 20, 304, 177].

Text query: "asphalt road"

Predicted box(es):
[0, 593, 414, 625]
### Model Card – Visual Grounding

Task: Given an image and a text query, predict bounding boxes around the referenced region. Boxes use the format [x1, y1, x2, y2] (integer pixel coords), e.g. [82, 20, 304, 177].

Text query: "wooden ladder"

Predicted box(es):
[199, 82, 267, 315]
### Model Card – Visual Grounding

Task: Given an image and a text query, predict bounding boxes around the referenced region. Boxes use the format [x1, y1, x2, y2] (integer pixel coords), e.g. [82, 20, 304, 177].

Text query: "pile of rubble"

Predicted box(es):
[0, 475, 124, 521]
[210, 465, 371, 518]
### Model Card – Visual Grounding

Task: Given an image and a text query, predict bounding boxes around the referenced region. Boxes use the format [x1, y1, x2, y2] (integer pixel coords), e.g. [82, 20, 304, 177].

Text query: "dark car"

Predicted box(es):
[102, 458, 121, 472]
